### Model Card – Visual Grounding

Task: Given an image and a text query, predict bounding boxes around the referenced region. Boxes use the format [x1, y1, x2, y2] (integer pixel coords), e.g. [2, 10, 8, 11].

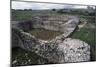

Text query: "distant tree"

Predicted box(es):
[16, 9, 23, 11]
[52, 9, 56, 11]
[87, 6, 94, 10]
[24, 9, 28, 11]
[28, 9, 32, 11]
[87, 6, 96, 16]
[57, 9, 66, 13]
[12, 9, 15, 11]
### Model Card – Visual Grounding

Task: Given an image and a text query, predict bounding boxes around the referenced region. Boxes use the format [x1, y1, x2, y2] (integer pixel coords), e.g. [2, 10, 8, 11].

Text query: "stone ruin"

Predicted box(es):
[12, 15, 90, 64]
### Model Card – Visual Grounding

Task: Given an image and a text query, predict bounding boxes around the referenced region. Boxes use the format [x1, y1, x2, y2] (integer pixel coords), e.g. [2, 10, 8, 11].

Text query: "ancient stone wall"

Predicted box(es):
[12, 16, 90, 64]
[12, 27, 90, 63]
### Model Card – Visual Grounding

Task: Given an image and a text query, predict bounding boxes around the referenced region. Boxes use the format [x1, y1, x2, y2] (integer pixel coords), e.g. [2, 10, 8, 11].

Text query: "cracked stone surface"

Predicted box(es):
[12, 16, 90, 65]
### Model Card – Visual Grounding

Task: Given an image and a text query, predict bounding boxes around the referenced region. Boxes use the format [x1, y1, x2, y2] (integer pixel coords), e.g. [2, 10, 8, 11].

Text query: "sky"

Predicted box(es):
[12, 1, 95, 10]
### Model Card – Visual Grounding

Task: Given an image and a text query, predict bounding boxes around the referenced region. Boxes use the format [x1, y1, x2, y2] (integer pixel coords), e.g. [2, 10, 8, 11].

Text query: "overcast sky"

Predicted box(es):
[12, 1, 95, 10]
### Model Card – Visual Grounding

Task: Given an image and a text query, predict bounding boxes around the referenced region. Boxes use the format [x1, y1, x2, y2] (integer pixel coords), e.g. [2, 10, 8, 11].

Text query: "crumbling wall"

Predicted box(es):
[31, 15, 68, 31]
[12, 16, 90, 64]
[12, 27, 90, 63]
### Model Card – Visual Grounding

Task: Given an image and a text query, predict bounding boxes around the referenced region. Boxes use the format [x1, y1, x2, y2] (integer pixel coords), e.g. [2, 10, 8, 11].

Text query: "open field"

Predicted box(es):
[11, 10, 95, 21]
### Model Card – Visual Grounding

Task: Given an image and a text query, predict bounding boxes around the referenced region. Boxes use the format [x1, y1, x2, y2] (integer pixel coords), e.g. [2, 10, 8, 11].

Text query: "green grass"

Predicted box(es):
[12, 10, 95, 21]
[12, 10, 33, 21]
[70, 27, 96, 61]
[12, 10, 58, 21]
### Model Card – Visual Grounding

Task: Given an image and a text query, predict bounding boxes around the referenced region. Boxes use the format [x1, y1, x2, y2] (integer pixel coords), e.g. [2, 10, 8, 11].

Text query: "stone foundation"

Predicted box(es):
[12, 16, 90, 64]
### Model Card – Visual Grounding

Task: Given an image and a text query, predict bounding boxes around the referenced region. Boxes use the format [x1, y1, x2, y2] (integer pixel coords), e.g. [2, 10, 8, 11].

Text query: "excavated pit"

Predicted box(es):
[12, 15, 70, 41]
[12, 15, 90, 65]
[28, 28, 63, 40]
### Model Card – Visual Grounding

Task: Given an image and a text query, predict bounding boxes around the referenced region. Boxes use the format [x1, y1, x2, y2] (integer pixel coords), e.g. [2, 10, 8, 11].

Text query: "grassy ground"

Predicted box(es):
[11, 10, 58, 21]
[70, 27, 96, 61]
[69, 17, 96, 61]
[11, 10, 95, 21]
